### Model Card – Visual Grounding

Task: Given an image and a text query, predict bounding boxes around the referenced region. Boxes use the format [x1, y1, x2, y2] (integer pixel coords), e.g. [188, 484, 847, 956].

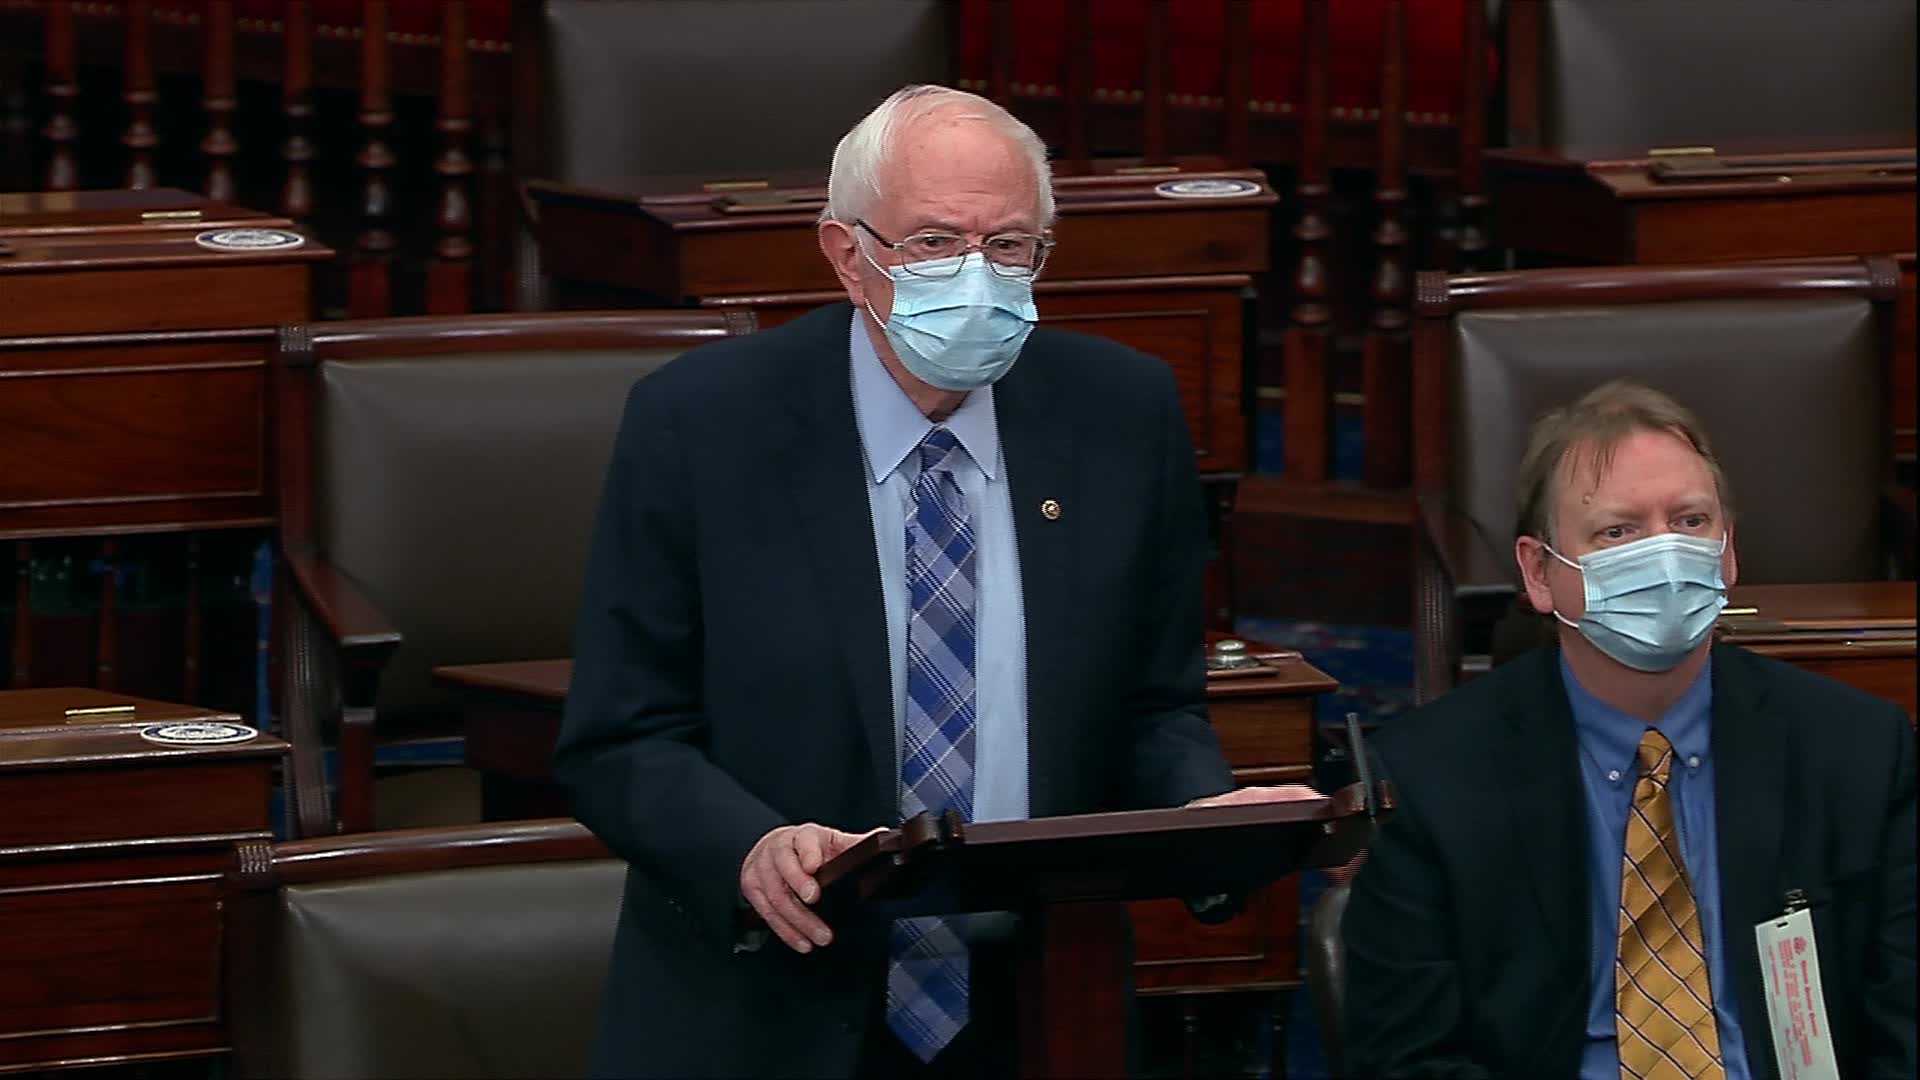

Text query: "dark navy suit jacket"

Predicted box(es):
[555, 303, 1234, 1078]
[1344, 643, 1917, 1080]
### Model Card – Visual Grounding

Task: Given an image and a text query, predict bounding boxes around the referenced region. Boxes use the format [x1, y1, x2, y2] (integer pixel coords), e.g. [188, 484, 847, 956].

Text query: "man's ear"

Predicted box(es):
[817, 220, 866, 302]
[1721, 521, 1738, 589]
[1515, 535, 1556, 615]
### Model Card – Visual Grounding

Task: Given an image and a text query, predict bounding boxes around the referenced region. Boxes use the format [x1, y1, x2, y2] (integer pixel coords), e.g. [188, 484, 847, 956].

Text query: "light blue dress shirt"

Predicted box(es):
[1565, 654, 1750, 1080]
[848, 314, 1030, 825]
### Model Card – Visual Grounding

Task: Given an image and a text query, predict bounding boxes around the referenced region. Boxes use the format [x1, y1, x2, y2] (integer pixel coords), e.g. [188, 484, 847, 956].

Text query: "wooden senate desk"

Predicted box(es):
[0, 190, 326, 700]
[1720, 581, 1917, 720]
[0, 687, 287, 1070]
[436, 633, 1337, 998]
[1483, 141, 1918, 467]
[0, 189, 327, 539]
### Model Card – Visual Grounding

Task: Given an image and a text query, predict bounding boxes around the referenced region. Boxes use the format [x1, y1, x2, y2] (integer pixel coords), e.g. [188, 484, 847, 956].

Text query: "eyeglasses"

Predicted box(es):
[856, 220, 1055, 280]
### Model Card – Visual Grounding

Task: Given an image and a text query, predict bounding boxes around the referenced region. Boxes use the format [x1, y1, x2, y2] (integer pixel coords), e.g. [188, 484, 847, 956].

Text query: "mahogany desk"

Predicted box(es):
[436, 634, 1336, 996]
[1484, 142, 1918, 466]
[0, 687, 287, 1070]
[1721, 581, 1916, 719]
[1, 190, 327, 705]
[0, 189, 328, 539]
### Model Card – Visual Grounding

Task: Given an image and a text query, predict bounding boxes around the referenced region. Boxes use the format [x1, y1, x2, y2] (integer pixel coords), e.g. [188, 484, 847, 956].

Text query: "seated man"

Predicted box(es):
[1344, 380, 1915, 1078]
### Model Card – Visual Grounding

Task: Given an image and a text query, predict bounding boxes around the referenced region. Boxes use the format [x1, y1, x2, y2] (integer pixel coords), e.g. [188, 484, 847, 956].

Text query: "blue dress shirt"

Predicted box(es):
[1564, 654, 1750, 1080]
[848, 314, 1030, 826]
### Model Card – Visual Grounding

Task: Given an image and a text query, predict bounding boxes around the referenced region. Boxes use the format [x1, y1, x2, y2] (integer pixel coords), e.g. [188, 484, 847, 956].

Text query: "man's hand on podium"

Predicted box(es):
[740, 823, 886, 954]
[1184, 783, 1321, 808]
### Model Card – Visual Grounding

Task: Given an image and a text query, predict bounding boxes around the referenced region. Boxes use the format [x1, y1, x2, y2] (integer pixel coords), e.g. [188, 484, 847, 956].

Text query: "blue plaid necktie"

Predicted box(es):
[886, 426, 977, 1062]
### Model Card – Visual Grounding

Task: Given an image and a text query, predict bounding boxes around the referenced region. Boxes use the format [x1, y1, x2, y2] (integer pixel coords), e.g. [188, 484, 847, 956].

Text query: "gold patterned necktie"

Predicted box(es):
[1615, 728, 1724, 1080]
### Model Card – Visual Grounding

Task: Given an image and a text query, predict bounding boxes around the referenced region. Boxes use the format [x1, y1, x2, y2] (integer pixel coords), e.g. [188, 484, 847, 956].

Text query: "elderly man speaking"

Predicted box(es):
[556, 84, 1305, 1079]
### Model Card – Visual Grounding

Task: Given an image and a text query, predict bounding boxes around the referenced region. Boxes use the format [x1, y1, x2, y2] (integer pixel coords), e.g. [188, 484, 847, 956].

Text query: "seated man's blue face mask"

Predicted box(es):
[1545, 531, 1729, 672]
[862, 250, 1038, 392]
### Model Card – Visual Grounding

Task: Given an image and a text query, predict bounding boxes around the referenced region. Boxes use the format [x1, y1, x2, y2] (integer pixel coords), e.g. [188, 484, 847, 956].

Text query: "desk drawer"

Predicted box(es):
[1211, 695, 1314, 781]
[0, 263, 309, 336]
[0, 874, 224, 1067]
[0, 759, 271, 849]
[1132, 879, 1301, 992]
[0, 338, 270, 535]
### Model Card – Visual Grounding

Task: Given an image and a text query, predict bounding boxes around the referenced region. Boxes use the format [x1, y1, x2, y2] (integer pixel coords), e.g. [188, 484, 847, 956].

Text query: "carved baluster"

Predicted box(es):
[1224, 0, 1253, 167]
[96, 541, 117, 691]
[184, 535, 202, 703]
[1063, 0, 1092, 171]
[202, 0, 238, 202]
[43, 0, 79, 190]
[987, 0, 1012, 106]
[1453, 0, 1492, 271]
[1283, 0, 1332, 483]
[281, 1, 316, 225]
[1, 56, 31, 192]
[350, 0, 396, 316]
[11, 543, 30, 688]
[427, 0, 475, 314]
[1362, 0, 1412, 490]
[123, 0, 158, 188]
[1142, 0, 1170, 163]
[477, 118, 512, 313]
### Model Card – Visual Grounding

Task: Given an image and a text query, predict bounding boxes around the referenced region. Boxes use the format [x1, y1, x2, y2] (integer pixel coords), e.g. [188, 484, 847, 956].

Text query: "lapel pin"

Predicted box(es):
[1040, 499, 1061, 521]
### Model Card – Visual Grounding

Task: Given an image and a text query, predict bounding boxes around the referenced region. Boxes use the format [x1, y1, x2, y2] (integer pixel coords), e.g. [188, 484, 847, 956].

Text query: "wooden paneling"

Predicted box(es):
[0, 690, 285, 1071]
[0, 263, 311, 337]
[0, 362, 264, 505]
[0, 761, 269, 849]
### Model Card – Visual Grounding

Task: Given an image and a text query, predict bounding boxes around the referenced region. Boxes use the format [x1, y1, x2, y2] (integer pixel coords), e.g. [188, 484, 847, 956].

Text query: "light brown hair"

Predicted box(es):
[1514, 380, 1733, 545]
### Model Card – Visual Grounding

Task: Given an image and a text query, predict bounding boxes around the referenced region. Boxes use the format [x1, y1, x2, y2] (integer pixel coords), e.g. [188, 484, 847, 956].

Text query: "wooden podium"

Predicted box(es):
[805, 786, 1388, 1078]
[0, 687, 288, 1069]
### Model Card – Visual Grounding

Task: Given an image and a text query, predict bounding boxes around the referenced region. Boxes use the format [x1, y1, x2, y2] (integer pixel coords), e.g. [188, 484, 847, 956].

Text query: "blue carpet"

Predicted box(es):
[1233, 618, 1413, 1080]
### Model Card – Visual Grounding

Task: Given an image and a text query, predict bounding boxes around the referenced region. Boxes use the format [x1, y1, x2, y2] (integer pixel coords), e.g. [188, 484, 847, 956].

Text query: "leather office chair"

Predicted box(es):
[1503, 0, 1916, 149]
[1410, 256, 1912, 703]
[273, 309, 756, 836]
[225, 819, 618, 1080]
[1305, 878, 1353, 1079]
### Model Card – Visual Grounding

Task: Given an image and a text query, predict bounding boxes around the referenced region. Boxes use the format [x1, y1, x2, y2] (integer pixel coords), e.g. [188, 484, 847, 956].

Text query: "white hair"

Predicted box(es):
[823, 84, 1056, 229]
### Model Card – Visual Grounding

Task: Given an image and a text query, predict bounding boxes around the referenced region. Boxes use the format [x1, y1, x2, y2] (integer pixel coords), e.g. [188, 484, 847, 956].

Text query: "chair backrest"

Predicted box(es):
[1306, 877, 1353, 1079]
[1506, 0, 1916, 149]
[277, 310, 755, 721]
[1414, 258, 1898, 586]
[539, 0, 950, 187]
[227, 820, 618, 1080]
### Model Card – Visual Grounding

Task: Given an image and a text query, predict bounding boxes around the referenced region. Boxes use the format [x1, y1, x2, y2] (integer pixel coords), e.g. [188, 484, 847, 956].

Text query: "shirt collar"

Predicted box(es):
[848, 311, 1000, 482]
[1561, 651, 1714, 777]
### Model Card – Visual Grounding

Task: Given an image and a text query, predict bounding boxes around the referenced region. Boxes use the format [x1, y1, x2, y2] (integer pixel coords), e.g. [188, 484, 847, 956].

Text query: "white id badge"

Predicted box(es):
[1754, 900, 1840, 1080]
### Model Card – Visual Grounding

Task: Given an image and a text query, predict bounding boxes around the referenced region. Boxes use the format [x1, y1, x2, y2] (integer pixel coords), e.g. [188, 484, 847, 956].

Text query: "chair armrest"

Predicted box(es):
[281, 549, 402, 835]
[1414, 495, 1521, 704]
[283, 549, 402, 658]
[1416, 494, 1517, 600]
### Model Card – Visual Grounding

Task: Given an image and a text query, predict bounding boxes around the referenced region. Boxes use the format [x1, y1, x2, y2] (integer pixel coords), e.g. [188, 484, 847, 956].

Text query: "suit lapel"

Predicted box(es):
[1708, 644, 1792, 1078]
[992, 352, 1078, 817]
[1501, 648, 1591, 987]
[776, 311, 895, 819]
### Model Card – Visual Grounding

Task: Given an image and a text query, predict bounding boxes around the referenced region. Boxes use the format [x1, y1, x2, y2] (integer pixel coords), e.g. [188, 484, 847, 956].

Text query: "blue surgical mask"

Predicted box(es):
[1546, 532, 1729, 672]
[862, 251, 1037, 391]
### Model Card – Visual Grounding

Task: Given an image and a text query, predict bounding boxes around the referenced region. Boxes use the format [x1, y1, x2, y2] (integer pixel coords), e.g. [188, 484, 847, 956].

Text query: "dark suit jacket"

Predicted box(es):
[1344, 642, 1916, 1080]
[554, 303, 1234, 1078]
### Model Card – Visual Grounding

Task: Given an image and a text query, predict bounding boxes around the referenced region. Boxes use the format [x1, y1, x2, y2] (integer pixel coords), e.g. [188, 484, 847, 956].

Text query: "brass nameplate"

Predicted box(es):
[141, 209, 204, 221]
[702, 179, 770, 194]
